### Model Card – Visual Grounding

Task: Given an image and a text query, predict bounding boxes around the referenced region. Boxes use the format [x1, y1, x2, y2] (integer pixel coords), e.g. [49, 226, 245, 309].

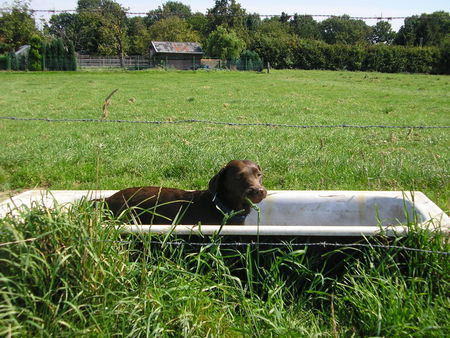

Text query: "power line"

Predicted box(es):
[1, 116, 449, 129]
[0, 7, 413, 20]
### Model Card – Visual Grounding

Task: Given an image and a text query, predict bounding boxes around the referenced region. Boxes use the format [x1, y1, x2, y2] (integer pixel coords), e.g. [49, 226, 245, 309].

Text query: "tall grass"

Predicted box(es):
[1, 200, 448, 336]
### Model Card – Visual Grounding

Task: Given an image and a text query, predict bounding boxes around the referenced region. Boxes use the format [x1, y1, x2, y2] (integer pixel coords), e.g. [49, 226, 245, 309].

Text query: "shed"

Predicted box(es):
[150, 41, 203, 70]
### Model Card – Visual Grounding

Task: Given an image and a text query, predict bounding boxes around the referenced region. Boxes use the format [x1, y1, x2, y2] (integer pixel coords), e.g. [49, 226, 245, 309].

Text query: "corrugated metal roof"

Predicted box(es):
[151, 41, 203, 55]
[15, 45, 30, 56]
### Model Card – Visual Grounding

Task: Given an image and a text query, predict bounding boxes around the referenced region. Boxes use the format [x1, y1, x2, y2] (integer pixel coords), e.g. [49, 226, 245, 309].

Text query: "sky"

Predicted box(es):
[14, 0, 450, 30]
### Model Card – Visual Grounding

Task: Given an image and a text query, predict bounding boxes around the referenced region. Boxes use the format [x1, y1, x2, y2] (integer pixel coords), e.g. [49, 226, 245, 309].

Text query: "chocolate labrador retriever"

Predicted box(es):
[97, 160, 267, 225]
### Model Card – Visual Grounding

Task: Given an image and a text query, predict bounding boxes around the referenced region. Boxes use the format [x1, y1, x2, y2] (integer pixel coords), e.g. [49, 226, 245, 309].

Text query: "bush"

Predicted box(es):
[67, 40, 77, 71]
[236, 50, 263, 71]
[251, 34, 297, 69]
[0, 54, 11, 70]
[439, 38, 450, 74]
[1, 38, 77, 72]
[292, 40, 327, 70]
[252, 38, 445, 74]
[28, 35, 43, 71]
[44, 39, 77, 71]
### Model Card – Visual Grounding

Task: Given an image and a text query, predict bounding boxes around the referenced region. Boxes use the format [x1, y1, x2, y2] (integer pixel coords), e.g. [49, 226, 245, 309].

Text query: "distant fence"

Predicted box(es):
[77, 55, 263, 71]
[77, 55, 150, 70]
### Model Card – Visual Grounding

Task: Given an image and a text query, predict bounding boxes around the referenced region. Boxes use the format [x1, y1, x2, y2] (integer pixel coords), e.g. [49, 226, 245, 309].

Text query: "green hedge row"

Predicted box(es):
[0, 38, 76, 71]
[252, 38, 449, 74]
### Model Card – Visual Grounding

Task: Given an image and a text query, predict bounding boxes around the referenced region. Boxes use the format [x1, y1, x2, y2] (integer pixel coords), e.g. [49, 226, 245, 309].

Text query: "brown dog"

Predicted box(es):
[98, 160, 267, 225]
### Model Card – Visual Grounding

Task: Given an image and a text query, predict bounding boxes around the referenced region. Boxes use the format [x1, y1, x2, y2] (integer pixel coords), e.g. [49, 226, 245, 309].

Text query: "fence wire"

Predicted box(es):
[83, 238, 450, 255]
[1, 116, 449, 129]
[0, 233, 447, 255]
[93, 239, 450, 255]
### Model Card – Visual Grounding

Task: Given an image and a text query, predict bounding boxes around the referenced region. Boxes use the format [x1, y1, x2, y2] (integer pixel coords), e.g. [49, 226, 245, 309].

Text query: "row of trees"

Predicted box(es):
[0, 38, 77, 71]
[0, 0, 449, 72]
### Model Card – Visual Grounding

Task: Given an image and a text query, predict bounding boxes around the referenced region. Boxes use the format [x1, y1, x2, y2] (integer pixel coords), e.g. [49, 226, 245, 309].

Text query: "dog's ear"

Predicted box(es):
[208, 166, 227, 195]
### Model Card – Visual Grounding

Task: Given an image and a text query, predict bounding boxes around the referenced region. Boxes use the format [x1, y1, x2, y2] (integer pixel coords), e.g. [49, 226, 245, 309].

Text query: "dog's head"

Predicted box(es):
[208, 160, 267, 211]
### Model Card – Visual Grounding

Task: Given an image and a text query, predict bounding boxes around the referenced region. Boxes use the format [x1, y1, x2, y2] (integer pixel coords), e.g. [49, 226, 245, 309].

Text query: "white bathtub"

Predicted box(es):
[0, 190, 448, 237]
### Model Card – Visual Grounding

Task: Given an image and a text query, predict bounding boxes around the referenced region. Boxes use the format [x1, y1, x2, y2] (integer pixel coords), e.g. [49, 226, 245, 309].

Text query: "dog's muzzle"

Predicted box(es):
[245, 187, 267, 204]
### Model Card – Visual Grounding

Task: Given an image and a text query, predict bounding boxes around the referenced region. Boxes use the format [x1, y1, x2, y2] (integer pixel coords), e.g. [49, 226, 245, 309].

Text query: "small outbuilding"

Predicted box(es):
[149, 41, 204, 70]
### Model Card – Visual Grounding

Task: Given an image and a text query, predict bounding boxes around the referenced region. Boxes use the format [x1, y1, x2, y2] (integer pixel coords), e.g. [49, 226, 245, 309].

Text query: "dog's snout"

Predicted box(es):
[256, 187, 266, 195]
[248, 187, 267, 197]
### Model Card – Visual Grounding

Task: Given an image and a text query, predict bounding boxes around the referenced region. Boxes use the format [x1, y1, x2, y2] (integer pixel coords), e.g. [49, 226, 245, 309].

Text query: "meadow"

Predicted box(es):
[0, 69, 449, 336]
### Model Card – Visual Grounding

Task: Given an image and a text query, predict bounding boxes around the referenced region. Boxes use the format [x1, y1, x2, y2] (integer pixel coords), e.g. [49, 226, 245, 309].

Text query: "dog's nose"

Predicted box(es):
[250, 187, 266, 196]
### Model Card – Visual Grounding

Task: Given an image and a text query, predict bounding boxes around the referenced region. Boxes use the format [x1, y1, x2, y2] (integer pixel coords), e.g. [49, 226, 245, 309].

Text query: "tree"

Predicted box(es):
[28, 34, 42, 71]
[237, 49, 262, 71]
[254, 18, 290, 37]
[279, 12, 291, 24]
[145, 1, 192, 27]
[75, 10, 102, 54]
[55, 38, 66, 70]
[127, 17, 150, 55]
[206, 0, 247, 34]
[160, 1, 192, 18]
[187, 12, 209, 43]
[0, 1, 40, 53]
[149, 16, 200, 42]
[369, 21, 396, 44]
[66, 40, 77, 70]
[46, 13, 82, 49]
[394, 11, 450, 46]
[290, 14, 321, 40]
[206, 25, 245, 60]
[244, 13, 261, 32]
[98, 0, 129, 67]
[320, 15, 371, 45]
[250, 20, 296, 68]
[77, 0, 102, 11]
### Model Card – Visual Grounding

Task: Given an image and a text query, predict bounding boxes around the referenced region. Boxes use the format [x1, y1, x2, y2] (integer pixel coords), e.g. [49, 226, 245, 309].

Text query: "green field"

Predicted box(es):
[0, 69, 449, 336]
[0, 70, 449, 208]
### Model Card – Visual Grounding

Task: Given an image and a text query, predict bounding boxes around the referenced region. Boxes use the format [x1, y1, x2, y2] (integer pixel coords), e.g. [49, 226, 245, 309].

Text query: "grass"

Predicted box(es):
[0, 69, 449, 335]
[0, 69, 449, 209]
[0, 201, 448, 336]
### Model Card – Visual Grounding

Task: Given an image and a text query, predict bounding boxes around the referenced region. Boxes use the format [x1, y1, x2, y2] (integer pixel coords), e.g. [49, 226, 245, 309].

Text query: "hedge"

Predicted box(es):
[252, 37, 449, 74]
[1, 37, 448, 74]
[0, 38, 77, 71]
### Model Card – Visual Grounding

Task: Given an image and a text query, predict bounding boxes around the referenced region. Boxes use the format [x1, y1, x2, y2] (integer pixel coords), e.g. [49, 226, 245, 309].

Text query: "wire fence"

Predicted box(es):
[0, 233, 448, 255]
[86, 238, 450, 255]
[76, 56, 263, 71]
[0, 7, 414, 21]
[1, 116, 449, 130]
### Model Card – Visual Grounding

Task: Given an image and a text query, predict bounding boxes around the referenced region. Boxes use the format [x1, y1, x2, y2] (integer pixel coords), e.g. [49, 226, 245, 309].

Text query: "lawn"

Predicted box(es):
[0, 69, 449, 336]
[0, 69, 449, 208]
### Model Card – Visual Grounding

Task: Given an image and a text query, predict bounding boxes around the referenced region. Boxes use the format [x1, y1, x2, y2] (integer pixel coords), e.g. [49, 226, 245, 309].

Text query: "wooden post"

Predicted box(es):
[267, 62, 270, 74]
